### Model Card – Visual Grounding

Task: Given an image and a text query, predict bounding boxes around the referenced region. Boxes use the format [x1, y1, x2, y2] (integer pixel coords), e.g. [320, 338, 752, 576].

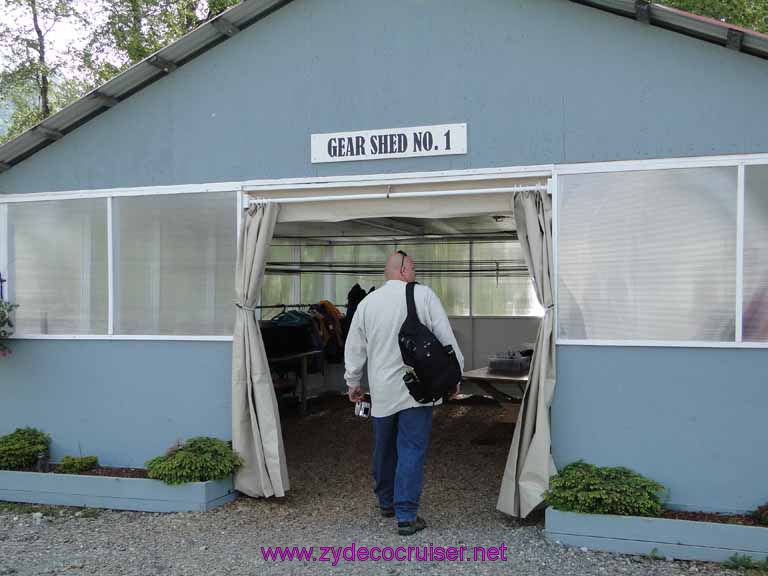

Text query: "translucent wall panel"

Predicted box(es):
[115, 192, 236, 335]
[333, 244, 392, 305]
[398, 242, 470, 316]
[8, 199, 108, 334]
[558, 167, 737, 341]
[300, 245, 327, 304]
[262, 243, 294, 319]
[744, 165, 768, 342]
[472, 241, 543, 316]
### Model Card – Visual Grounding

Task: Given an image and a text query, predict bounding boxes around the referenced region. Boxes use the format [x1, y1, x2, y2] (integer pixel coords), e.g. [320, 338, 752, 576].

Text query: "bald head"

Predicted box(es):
[385, 251, 416, 283]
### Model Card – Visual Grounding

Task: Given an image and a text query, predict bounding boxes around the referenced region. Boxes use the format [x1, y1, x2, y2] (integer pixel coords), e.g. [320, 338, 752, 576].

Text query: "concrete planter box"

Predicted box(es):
[0, 470, 236, 513]
[545, 508, 768, 563]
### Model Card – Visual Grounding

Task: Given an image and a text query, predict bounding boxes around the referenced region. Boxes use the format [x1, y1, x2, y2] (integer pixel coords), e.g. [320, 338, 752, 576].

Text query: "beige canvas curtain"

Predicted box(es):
[497, 190, 557, 518]
[232, 202, 289, 497]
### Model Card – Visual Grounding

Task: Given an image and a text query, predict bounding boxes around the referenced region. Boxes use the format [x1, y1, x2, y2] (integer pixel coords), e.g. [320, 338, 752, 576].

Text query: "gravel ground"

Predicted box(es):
[0, 396, 742, 576]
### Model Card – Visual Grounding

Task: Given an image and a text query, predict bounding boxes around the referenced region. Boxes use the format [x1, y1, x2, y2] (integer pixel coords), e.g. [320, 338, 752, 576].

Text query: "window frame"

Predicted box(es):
[3, 197, 110, 335]
[0, 184, 241, 341]
[3, 154, 768, 346]
[554, 156, 768, 349]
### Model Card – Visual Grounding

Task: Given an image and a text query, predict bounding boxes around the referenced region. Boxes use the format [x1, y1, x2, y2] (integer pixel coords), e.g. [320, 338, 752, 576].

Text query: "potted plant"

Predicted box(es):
[544, 461, 768, 563]
[0, 283, 19, 358]
[0, 431, 241, 512]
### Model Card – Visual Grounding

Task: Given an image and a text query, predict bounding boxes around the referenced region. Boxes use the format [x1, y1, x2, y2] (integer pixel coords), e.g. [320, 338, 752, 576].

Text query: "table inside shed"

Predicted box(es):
[454, 367, 525, 445]
[269, 350, 324, 415]
[462, 367, 527, 426]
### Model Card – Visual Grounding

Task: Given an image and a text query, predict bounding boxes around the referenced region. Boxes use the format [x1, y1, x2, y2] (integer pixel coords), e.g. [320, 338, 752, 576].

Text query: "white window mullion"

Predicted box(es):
[736, 164, 745, 343]
[107, 197, 114, 335]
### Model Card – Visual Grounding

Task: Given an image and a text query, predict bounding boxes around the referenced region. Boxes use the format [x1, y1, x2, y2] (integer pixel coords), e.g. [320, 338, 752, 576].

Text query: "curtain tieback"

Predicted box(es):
[234, 301, 259, 312]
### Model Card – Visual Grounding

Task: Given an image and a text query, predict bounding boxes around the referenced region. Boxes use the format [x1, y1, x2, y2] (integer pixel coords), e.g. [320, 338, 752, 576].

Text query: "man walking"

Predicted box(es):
[344, 250, 464, 535]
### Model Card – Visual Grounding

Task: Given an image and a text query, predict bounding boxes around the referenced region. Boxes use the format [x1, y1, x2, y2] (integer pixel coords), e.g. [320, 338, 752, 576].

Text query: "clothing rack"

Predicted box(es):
[255, 303, 349, 312]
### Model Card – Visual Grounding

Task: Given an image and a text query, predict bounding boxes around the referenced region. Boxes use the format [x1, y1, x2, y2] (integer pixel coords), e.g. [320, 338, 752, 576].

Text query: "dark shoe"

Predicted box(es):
[397, 516, 427, 536]
[380, 506, 395, 518]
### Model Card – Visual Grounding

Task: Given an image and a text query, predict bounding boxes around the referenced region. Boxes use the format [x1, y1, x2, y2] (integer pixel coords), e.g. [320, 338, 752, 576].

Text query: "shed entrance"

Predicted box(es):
[233, 173, 555, 517]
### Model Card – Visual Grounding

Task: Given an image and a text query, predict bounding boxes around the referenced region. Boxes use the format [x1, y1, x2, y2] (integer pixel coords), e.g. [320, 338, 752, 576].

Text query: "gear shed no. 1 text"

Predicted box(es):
[311, 123, 467, 163]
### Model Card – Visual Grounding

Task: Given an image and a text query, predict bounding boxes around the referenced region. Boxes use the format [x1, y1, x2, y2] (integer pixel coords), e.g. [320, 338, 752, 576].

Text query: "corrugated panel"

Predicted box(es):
[0, 0, 290, 171]
[97, 65, 161, 99]
[743, 33, 768, 56]
[161, 26, 223, 63]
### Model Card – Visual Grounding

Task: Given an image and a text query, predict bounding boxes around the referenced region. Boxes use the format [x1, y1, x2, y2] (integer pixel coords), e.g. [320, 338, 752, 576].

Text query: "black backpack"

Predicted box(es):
[398, 282, 462, 403]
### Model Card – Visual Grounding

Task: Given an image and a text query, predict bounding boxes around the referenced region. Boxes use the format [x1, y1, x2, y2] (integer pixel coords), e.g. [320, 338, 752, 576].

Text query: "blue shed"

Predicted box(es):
[0, 0, 766, 516]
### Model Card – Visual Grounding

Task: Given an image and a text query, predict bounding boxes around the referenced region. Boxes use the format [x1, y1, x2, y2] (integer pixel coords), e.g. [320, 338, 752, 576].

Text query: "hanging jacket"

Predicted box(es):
[342, 283, 368, 338]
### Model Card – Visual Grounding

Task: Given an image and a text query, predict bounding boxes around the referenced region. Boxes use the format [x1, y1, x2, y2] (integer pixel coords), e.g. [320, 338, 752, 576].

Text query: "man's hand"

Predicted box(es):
[449, 383, 461, 400]
[348, 386, 364, 403]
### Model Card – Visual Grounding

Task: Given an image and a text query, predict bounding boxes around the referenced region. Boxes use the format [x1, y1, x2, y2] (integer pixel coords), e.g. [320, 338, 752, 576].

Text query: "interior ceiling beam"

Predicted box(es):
[350, 218, 424, 235]
[427, 220, 463, 235]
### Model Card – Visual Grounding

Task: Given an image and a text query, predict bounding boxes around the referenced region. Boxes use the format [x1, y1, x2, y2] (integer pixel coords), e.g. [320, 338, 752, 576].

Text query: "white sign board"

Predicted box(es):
[311, 123, 467, 163]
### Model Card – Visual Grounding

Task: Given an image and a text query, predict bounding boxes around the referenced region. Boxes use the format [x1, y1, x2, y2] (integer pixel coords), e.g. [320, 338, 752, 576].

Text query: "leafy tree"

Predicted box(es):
[81, 0, 241, 85]
[0, 0, 242, 142]
[0, 0, 84, 141]
[0, 76, 88, 142]
[662, 0, 768, 34]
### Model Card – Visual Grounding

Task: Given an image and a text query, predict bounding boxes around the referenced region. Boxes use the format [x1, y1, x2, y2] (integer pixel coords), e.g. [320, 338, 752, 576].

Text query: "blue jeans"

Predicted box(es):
[372, 406, 433, 523]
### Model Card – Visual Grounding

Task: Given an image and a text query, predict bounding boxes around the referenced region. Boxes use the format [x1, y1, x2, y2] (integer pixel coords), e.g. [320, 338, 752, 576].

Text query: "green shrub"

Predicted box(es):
[0, 298, 19, 358]
[544, 460, 665, 517]
[145, 437, 244, 485]
[753, 503, 768, 527]
[724, 553, 768, 571]
[58, 456, 99, 474]
[0, 427, 51, 470]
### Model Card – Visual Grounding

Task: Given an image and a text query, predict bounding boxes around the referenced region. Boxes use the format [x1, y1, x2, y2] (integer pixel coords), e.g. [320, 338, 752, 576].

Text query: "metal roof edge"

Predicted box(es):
[569, 0, 768, 59]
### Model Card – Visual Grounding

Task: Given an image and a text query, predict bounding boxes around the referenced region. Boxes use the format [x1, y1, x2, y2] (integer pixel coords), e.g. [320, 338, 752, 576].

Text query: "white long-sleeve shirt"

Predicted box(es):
[344, 280, 465, 418]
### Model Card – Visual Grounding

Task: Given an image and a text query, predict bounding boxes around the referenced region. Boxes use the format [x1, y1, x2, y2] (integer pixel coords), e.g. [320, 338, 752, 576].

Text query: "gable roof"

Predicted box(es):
[0, 0, 766, 174]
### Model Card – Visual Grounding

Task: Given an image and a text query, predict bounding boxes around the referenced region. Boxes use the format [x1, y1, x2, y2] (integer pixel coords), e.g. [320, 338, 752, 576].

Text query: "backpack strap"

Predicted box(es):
[405, 282, 419, 322]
